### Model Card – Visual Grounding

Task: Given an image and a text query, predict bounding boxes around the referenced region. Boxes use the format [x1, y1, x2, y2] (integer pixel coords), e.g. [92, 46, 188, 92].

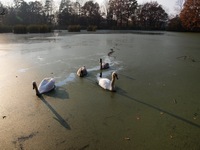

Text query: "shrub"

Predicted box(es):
[28, 25, 52, 33]
[0, 25, 12, 33]
[28, 25, 40, 33]
[68, 25, 81, 32]
[13, 25, 27, 34]
[40, 25, 52, 33]
[87, 25, 97, 31]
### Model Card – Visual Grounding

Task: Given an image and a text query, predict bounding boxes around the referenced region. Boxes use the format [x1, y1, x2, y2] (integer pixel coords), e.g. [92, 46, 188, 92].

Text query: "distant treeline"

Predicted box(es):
[0, 0, 199, 32]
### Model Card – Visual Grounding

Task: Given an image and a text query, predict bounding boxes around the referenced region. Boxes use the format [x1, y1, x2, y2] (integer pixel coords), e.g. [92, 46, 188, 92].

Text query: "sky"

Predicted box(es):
[1, 0, 177, 15]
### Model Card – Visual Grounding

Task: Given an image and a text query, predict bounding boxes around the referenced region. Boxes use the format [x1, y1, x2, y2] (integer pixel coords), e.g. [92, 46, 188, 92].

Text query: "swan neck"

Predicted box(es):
[34, 83, 41, 96]
[111, 75, 116, 91]
[100, 58, 102, 70]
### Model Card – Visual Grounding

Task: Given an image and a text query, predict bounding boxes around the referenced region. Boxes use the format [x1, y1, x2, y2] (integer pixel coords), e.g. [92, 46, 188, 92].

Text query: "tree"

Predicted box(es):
[73, 1, 81, 16]
[58, 0, 73, 26]
[16, 1, 30, 24]
[180, 0, 200, 31]
[14, 1, 48, 25]
[1, 6, 18, 25]
[167, 15, 183, 31]
[108, 0, 137, 27]
[81, 1, 101, 26]
[29, 1, 46, 24]
[111, 0, 125, 27]
[59, 0, 71, 13]
[0, 2, 6, 16]
[138, 1, 168, 30]
[14, 0, 24, 9]
[0, 2, 5, 25]
[106, 0, 115, 27]
[3, 0, 48, 26]
[44, 0, 54, 25]
[124, 0, 137, 27]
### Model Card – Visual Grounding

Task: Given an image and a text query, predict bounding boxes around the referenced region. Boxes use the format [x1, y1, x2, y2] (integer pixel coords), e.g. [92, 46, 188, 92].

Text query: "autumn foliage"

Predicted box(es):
[180, 0, 200, 31]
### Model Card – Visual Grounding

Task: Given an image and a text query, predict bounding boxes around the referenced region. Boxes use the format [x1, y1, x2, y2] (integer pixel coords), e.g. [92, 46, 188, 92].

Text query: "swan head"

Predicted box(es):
[100, 58, 102, 63]
[32, 81, 41, 96]
[112, 72, 118, 80]
[32, 81, 37, 89]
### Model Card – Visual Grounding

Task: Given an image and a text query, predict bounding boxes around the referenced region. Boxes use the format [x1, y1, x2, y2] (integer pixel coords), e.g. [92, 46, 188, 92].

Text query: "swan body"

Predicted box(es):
[97, 72, 118, 92]
[100, 58, 109, 70]
[77, 66, 88, 77]
[108, 49, 114, 56]
[101, 62, 109, 69]
[33, 78, 55, 96]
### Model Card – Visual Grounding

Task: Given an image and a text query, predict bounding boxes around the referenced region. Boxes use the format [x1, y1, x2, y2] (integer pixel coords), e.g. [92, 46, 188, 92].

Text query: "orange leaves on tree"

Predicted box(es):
[180, 0, 200, 31]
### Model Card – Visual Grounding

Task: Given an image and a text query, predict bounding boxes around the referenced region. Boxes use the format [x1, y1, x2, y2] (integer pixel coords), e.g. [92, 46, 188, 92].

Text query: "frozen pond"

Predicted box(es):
[0, 31, 200, 149]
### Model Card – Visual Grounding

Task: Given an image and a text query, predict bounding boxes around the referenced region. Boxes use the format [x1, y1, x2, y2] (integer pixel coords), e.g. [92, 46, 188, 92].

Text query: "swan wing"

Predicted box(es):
[38, 78, 55, 94]
[98, 78, 111, 90]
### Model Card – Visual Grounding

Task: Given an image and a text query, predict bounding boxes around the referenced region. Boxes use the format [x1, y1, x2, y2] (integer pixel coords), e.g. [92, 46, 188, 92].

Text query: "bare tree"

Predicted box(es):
[100, 0, 109, 18]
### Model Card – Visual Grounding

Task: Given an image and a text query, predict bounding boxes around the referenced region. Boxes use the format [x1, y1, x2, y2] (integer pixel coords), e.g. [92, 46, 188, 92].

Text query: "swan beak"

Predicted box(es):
[116, 75, 119, 80]
[32, 82, 36, 90]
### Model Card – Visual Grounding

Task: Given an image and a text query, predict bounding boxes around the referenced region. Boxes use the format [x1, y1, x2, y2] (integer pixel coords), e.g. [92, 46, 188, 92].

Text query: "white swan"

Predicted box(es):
[77, 66, 88, 77]
[33, 77, 55, 96]
[97, 72, 118, 92]
[100, 58, 109, 70]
